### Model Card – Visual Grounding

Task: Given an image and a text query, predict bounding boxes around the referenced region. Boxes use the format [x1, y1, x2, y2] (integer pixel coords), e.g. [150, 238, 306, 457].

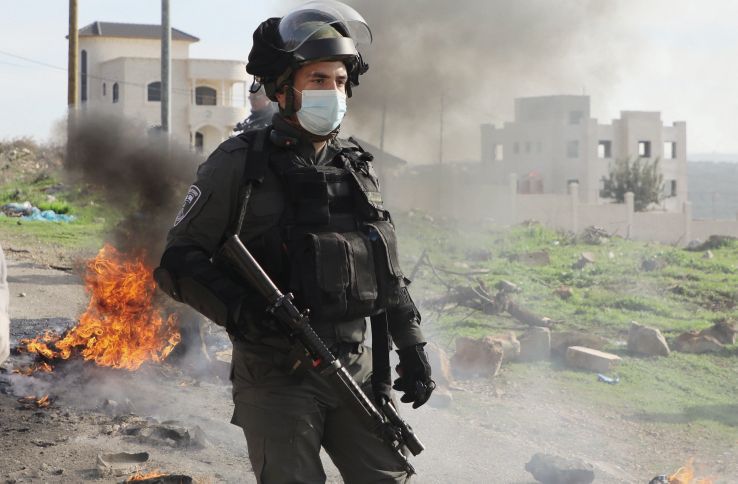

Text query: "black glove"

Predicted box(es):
[393, 343, 435, 409]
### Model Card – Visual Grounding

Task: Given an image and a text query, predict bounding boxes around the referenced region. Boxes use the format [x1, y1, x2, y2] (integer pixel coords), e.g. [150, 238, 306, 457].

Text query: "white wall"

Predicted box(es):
[385, 166, 738, 247]
[481, 96, 688, 213]
[81, 37, 247, 151]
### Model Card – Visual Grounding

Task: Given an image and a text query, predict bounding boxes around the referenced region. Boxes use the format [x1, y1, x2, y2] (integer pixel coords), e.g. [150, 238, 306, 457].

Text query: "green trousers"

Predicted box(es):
[231, 341, 410, 484]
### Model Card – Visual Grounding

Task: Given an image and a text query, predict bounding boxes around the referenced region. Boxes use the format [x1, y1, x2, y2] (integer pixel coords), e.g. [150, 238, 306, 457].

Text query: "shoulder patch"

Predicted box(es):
[173, 185, 202, 226]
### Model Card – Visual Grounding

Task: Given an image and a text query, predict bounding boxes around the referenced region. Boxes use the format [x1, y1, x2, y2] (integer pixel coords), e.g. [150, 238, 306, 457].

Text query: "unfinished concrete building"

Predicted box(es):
[480, 95, 687, 212]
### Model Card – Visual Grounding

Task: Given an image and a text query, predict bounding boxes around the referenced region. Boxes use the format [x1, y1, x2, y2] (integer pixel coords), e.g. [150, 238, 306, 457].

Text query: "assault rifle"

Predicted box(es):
[219, 234, 424, 476]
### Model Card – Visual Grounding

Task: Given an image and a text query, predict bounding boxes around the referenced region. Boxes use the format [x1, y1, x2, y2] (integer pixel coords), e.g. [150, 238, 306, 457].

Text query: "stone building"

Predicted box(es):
[480, 95, 687, 212]
[77, 21, 248, 154]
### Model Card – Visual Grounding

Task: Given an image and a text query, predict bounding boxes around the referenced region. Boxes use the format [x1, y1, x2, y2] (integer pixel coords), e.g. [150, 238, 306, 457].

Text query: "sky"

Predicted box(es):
[2, 0, 738, 162]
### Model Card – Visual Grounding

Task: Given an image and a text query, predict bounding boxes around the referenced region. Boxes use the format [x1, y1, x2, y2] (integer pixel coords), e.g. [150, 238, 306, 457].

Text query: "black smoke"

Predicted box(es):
[65, 113, 201, 263]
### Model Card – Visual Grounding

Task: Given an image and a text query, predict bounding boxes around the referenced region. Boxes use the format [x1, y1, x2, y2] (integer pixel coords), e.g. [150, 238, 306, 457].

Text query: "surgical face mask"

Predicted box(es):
[294, 89, 347, 136]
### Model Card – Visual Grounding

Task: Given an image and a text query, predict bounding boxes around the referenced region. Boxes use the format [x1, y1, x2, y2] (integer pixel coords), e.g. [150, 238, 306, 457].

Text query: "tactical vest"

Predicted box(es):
[234, 128, 406, 324]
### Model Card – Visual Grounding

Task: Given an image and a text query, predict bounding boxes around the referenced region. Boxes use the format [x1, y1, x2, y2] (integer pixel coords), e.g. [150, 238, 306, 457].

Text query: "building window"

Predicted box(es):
[113, 83, 119, 103]
[664, 141, 676, 159]
[598, 140, 612, 159]
[493, 144, 503, 161]
[569, 110, 583, 125]
[194, 132, 204, 152]
[147, 82, 162, 102]
[103, 83, 106, 96]
[566, 140, 579, 158]
[638, 140, 651, 158]
[669, 180, 677, 197]
[80, 50, 87, 102]
[195, 86, 217, 106]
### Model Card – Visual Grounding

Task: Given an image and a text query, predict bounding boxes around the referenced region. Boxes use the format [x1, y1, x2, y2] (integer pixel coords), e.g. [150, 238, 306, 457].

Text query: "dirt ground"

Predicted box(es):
[1, 251, 737, 483]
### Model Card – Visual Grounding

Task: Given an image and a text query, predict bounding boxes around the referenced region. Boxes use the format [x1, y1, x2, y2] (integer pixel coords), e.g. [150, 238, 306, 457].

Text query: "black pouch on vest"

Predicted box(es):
[285, 168, 330, 225]
[289, 231, 378, 322]
[363, 221, 405, 309]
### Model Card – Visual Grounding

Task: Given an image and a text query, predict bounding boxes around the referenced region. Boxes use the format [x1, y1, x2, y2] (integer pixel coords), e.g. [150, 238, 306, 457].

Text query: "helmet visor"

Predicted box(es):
[277, 0, 372, 52]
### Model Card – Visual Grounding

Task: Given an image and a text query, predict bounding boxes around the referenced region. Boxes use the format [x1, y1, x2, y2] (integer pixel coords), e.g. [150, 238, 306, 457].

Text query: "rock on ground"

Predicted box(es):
[628, 321, 670, 357]
[565, 346, 621, 373]
[518, 327, 551, 362]
[525, 453, 595, 484]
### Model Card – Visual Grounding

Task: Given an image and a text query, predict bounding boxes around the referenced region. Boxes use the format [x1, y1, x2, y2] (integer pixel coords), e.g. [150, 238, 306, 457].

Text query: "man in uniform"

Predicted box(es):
[156, 2, 434, 482]
[234, 86, 277, 133]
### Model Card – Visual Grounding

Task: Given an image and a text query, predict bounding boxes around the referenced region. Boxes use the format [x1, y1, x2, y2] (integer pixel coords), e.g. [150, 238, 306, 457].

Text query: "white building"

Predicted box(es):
[480, 95, 687, 212]
[77, 21, 249, 154]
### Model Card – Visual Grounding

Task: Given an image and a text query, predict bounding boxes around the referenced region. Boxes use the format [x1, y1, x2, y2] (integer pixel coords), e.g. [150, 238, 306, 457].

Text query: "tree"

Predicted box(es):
[600, 157, 664, 211]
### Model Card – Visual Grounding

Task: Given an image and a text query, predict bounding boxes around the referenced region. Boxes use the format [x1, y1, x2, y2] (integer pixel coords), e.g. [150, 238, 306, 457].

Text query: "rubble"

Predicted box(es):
[580, 225, 610, 245]
[96, 451, 149, 478]
[565, 346, 621, 373]
[673, 332, 724, 353]
[121, 420, 211, 449]
[507, 301, 555, 328]
[518, 327, 551, 362]
[685, 234, 737, 251]
[525, 453, 595, 484]
[571, 252, 596, 270]
[450, 336, 503, 378]
[550, 331, 608, 356]
[641, 257, 667, 272]
[627, 321, 670, 357]
[699, 320, 737, 344]
[553, 285, 573, 300]
[495, 280, 520, 293]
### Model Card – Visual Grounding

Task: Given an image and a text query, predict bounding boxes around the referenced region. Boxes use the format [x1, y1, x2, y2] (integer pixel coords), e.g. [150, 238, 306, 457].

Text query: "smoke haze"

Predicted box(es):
[337, 0, 633, 164]
[65, 114, 201, 262]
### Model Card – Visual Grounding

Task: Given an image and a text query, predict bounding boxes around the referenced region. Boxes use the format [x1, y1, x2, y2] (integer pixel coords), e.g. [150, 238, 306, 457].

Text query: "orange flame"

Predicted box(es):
[19, 244, 180, 371]
[17, 395, 52, 408]
[126, 470, 168, 482]
[669, 459, 714, 484]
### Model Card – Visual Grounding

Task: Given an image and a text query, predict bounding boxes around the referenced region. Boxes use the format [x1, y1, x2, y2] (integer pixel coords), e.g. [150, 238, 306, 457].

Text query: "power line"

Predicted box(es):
[0, 48, 250, 103]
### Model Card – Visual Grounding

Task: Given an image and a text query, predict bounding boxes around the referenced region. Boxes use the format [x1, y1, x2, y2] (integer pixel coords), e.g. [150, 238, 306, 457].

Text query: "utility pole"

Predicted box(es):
[67, 0, 78, 108]
[67, 0, 78, 163]
[161, 0, 171, 134]
[439, 93, 444, 164]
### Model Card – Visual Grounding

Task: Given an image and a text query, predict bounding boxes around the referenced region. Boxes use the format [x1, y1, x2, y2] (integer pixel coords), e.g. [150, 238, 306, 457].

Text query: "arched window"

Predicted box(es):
[195, 86, 216, 106]
[80, 50, 87, 102]
[194, 132, 204, 152]
[147, 81, 161, 102]
[112, 83, 119, 103]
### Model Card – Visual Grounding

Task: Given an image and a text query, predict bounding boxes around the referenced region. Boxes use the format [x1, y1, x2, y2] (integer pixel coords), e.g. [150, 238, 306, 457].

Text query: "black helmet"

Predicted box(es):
[246, 0, 371, 104]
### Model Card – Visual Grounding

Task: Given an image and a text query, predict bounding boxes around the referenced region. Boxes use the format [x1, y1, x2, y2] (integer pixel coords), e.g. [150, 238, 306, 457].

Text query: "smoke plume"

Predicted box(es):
[338, 0, 632, 164]
[65, 113, 201, 263]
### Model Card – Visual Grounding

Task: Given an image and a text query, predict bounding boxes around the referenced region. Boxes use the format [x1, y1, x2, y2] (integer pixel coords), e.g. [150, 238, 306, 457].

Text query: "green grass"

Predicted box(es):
[0, 215, 106, 249]
[395, 213, 738, 341]
[392, 211, 738, 438]
[0, 170, 121, 250]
